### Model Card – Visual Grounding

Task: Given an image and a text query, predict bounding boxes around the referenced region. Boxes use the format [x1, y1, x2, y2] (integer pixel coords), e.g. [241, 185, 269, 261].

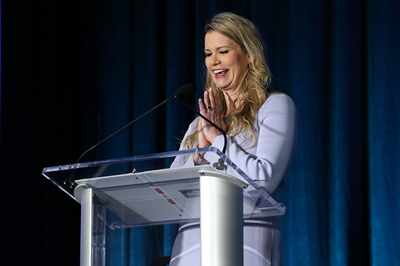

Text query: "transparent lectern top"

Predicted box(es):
[42, 147, 285, 228]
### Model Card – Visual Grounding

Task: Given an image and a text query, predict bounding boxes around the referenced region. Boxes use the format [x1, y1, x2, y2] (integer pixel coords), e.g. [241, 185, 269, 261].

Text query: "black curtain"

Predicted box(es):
[2, 0, 399, 265]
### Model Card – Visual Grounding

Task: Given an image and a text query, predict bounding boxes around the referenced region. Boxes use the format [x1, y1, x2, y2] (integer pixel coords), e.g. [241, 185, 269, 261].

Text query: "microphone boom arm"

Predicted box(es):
[174, 96, 227, 154]
[75, 94, 177, 165]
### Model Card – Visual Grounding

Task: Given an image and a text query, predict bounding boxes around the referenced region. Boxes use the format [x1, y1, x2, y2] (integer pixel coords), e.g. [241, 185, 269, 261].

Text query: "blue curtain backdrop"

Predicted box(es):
[2, 0, 399, 265]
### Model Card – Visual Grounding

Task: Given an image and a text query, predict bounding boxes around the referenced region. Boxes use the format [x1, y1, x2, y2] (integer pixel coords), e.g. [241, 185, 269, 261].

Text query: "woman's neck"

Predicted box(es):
[223, 90, 243, 115]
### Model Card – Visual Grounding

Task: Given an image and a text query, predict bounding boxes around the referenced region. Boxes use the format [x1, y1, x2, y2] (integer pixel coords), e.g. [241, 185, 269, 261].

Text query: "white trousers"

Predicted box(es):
[170, 216, 282, 266]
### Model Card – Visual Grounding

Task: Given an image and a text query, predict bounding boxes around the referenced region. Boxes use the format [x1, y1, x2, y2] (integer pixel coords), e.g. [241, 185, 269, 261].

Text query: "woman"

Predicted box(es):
[170, 12, 298, 266]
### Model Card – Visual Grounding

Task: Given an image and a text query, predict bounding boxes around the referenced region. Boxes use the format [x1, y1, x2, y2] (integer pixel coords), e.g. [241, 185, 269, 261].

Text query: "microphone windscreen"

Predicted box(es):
[175, 83, 197, 101]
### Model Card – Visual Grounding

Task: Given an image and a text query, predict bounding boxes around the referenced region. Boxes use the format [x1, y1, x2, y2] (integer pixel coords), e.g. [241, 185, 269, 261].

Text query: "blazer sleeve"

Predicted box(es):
[203, 94, 299, 195]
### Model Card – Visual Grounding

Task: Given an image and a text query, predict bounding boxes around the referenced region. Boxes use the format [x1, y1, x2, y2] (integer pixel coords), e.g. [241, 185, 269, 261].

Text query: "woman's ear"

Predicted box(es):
[247, 54, 252, 65]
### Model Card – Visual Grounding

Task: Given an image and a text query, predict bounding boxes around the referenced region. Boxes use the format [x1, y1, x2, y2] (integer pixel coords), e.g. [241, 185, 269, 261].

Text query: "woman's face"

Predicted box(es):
[204, 31, 250, 94]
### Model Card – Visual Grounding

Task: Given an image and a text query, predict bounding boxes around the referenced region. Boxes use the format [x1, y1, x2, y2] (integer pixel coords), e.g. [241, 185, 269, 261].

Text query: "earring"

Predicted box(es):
[248, 63, 251, 68]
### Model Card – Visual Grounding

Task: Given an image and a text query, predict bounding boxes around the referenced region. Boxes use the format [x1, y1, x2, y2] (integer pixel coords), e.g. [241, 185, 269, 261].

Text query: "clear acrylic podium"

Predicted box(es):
[42, 147, 286, 266]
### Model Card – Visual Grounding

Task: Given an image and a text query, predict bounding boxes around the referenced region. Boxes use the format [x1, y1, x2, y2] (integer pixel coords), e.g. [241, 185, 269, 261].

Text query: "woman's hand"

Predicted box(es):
[194, 88, 227, 165]
[198, 88, 228, 144]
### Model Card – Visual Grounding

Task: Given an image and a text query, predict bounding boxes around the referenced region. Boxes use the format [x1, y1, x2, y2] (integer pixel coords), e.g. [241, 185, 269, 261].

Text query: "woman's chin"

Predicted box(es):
[214, 80, 232, 90]
[216, 83, 236, 92]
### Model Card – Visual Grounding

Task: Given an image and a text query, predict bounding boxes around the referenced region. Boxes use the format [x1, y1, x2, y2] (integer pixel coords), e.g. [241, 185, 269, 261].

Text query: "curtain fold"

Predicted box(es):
[367, 1, 400, 264]
[327, 1, 367, 265]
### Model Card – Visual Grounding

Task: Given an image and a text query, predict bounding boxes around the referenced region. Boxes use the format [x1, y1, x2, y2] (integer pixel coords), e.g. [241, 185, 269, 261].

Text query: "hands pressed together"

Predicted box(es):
[194, 88, 229, 164]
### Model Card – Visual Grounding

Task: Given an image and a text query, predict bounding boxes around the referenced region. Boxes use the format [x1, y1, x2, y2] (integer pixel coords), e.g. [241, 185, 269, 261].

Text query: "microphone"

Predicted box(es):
[67, 84, 197, 185]
[174, 83, 197, 101]
[174, 84, 228, 170]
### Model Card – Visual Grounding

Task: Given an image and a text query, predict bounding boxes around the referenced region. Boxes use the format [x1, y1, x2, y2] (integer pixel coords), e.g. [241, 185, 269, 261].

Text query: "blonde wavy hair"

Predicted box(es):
[183, 12, 273, 151]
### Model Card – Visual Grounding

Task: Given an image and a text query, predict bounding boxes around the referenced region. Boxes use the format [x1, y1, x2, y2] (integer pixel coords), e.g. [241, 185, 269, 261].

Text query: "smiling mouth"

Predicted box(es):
[213, 69, 229, 78]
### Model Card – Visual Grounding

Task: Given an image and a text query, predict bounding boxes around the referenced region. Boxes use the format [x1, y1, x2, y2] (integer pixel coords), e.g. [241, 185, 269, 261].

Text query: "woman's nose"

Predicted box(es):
[210, 54, 220, 66]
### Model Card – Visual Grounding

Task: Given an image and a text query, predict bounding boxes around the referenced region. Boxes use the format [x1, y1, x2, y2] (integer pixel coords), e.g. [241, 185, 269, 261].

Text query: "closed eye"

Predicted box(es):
[220, 50, 228, 54]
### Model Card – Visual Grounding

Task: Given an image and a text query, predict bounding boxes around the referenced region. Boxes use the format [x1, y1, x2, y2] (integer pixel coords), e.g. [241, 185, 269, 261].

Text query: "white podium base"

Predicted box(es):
[200, 169, 247, 266]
